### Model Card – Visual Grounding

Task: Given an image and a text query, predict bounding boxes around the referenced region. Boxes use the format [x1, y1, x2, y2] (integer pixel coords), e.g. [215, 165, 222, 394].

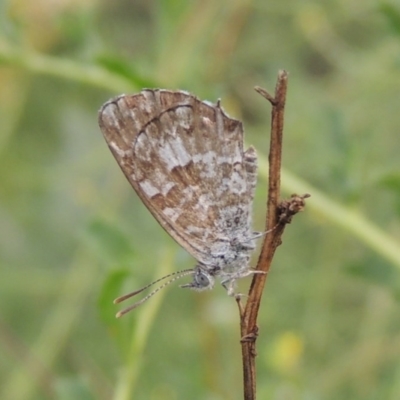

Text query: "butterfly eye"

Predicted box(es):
[194, 272, 211, 288]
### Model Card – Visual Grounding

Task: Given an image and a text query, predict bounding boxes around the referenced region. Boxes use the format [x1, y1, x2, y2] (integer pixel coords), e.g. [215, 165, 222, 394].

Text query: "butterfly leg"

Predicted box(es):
[221, 270, 266, 296]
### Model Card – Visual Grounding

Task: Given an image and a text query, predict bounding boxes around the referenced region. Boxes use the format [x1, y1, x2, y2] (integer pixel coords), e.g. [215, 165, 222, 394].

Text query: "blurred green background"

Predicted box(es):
[1, 0, 400, 399]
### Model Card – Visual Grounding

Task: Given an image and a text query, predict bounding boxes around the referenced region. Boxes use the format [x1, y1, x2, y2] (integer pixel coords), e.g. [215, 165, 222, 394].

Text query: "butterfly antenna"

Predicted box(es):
[114, 268, 194, 304]
[115, 269, 195, 318]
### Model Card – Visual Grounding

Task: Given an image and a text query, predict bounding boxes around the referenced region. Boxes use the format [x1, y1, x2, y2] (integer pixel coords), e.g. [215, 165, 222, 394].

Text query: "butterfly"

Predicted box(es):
[98, 89, 262, 316]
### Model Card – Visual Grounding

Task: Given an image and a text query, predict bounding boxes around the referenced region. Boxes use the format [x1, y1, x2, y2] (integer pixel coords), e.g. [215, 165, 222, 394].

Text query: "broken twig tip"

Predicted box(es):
[278, 193, 311, 224]
[278, 70, 288, 79]
[254, 86, 275, 104]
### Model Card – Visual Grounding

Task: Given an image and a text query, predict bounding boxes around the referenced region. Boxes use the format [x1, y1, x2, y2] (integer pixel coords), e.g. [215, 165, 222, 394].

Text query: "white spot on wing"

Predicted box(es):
[159, 136, 191, 170]
[162, 207, 181, 222]
[109, 141, 131, 157]
[102, 105, 121, 129]
[171, 136, 191, 166]
[162, 181, 175, 196]
[175, 107, 191, 129]
[139, 180, 159, 198]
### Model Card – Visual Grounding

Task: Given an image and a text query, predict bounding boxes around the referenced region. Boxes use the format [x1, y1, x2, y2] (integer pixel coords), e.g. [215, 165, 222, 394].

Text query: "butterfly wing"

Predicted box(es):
[98, 90, 256, 264]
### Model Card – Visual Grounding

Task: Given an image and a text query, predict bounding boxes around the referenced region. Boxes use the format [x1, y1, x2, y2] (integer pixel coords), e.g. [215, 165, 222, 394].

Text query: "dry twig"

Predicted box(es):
[238, 71, 310, 400]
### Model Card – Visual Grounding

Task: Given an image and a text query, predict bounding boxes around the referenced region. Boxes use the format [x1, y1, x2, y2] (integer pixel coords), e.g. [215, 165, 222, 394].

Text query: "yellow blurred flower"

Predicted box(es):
[267, 331, 304, 376]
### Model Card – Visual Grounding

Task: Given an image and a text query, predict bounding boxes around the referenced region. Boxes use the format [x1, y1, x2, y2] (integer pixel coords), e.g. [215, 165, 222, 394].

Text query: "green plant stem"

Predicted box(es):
[258, 157, 400, 270]
[0, 38, 136, 93]
[113, 248, 175, 400]
[2, 251, 98, 400]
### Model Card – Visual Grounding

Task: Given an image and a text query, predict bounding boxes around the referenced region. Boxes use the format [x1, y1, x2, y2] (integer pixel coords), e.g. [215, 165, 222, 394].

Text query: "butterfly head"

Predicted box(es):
[180, 264, 216, 291]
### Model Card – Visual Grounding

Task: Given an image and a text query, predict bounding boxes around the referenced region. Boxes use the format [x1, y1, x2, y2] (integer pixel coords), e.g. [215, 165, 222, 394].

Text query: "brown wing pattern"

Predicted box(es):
[98, 90, 256, 264]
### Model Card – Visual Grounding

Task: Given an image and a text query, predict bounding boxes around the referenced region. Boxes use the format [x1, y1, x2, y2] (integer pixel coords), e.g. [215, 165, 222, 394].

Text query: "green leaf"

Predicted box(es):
[97, 269, 136, 354]
[84, 218, 135, 265]
[380, 3, 400, 36]
[98, 268, 130, 326]
[55, 377, 94, 400]
[377, 171, 400, 216]
[378, 172, 400, 191]
[95, 54, 157, 88]
[345, 257, 400, 299]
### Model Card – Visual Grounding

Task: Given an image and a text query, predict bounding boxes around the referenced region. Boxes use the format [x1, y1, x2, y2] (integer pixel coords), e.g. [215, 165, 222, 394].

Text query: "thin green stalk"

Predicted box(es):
[257, 156, 400, 270]
[113, 247, 175, 400]
[2, 251, 98, 400]
[0, 38, 136, 93]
